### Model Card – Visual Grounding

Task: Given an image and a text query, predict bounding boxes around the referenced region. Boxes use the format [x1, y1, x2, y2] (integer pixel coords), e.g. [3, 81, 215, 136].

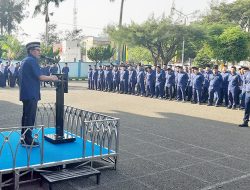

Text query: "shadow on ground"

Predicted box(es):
[1, 101, 250, 190]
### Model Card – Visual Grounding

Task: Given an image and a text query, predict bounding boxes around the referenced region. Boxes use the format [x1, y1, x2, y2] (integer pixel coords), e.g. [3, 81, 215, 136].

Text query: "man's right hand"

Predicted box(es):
[51, 75, 58, 81]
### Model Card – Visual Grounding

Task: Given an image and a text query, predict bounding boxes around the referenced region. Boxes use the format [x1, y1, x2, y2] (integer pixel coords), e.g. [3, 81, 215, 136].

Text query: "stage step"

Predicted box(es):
[40, 166, 101, 189]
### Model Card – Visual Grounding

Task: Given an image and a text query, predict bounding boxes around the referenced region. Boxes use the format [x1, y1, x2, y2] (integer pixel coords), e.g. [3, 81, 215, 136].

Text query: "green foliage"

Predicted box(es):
[0, 0, 26, 34]
[217, 27, 250, 62]
[193, 43, 214, 68]
[87, 45, 115, 63]
[106, 16, 205, 65]
[40, 43, 60, 64]
[34, 0, 66, 16]
[0, 34, 22, 60]
[128, 46, 153, 63]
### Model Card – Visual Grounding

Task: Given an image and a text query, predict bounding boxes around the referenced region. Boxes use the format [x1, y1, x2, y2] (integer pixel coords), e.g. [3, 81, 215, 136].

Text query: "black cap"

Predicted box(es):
[231, 66, 236, 69]
[243, 66, 249, 70]
[26, 42, 40, 51]
[192, 66, 198, 70]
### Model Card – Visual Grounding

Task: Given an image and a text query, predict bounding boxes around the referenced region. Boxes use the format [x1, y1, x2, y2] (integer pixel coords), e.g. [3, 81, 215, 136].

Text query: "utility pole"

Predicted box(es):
[45, 0, 49, 47]
[73, 0, 78, 31]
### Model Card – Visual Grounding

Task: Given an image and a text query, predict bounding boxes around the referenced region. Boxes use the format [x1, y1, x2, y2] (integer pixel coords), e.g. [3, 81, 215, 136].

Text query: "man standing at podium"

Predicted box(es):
[19, 42, 58, 147]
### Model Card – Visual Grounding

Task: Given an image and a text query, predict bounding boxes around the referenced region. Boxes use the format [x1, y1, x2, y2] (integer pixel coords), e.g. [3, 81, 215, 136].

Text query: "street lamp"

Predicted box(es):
[171, 7, 198, 66]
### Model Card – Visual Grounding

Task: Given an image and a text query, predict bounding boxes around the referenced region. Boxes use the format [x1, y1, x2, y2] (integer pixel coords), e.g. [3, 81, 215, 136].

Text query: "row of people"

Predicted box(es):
[0, 62, 20, 88]
[87, 63, 248, 110]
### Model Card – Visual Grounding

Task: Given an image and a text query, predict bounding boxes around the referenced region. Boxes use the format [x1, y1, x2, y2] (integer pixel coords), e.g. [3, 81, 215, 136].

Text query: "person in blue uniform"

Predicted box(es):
[228, 66, 241, 109]
[192, 67, 204, 104]
[128, 65, 137, 95]
[112, 65, 120, 92]
[62, 62, 69, 93]
[49, 63, 58, 87]
[187, 67, 194, 101]
[98, 65, 104, 91]
[19, 42, 58, 146]
[119, 65, 129, 94]
[207, 65, 223, 107]
[14, 62, 20, 86]
[155, 65, 165, 99]
[239, 67, 250, 127]
[239, 67, 249, 110]
[165, 67, 175, 100]
[105, 65, 113, 92]
[174, 66, 179, 99]
[220, 65, 230, 107]
[136, 64, 146, 96]
[145, 66, 155, 98]
[8, 63, 16, 87]
[87, 65, 93, 89]
[4, 62, 9, 86]
[0, 62, 6, 87]
[91, 65, 98, 90]
[176, 66, 188, 102]
[202, 65, 212, 103]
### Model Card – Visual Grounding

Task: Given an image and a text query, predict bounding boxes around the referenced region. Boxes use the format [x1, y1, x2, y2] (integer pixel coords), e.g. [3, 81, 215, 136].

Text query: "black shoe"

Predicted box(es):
[207, 104, 212, 106]
[227, 106, 232, 109]
[232, 106, 237, 110]
[21, 139, 39, 147]
[215, 104, 219, 107]
[238, 123, 249, 127]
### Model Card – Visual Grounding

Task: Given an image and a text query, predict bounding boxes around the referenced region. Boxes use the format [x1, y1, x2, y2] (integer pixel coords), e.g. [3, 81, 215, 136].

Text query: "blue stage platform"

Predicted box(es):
[0, 128, 113, 171]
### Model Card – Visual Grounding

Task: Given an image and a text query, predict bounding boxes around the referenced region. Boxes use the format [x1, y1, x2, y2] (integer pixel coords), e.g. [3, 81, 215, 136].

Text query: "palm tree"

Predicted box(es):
[0, 0, 26, 35]
[33, 0, 66, 46]
[110, 0, 125, 62]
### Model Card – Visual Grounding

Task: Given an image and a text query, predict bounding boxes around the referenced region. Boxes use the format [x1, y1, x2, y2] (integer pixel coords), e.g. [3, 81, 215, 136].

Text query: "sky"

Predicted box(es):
[18, 0, 234, 44]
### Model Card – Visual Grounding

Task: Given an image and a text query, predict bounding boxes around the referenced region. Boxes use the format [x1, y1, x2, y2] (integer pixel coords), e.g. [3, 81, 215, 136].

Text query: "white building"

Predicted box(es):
[55, 36, 110, 62]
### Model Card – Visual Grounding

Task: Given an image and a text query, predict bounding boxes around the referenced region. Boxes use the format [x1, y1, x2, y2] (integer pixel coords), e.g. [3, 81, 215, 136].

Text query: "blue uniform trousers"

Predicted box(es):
[187, 86, 193, 101]
[113, 80, 120, 92]
[98, 79, 104, 91]
[92, 79, 98, 90]
[137, 82, 145, 95]
[155, 84, 164, 98]
[165, 85, 174, 99]
[21, 99, 38, 141]
[177, 86, 186, 101]
[228, 88, 239, 107]
[243, 92, 250, 122]
[146, 84, 155, 97]
[105, 80, 112, 91]
[220, 88, 229, 106]
[202, 87, 209, 103]
[208, 88, 220, 105]
[192, 88, 202, 103]
[120, 80, 128, 93]
[240, 91, 246, 109]
[128, 82, 136, 94]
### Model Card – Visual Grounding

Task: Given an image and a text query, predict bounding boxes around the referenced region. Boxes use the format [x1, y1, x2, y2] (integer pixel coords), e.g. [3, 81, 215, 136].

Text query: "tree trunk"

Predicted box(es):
[117, 0, 125, 63]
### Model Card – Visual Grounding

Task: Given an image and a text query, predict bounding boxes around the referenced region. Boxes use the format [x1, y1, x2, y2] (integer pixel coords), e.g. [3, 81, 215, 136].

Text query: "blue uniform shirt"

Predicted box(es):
[193, 73, 204, 90]
[129, 70, 137, 83]
[177, 72, 188, 87]
[92, 69, 98, 80]
[203, 70, 212, 88]
[19, 54, 41, 101]
[146, 71, 155, 85]
[221, 72, 230, 89]
[62, 66, 69, 77]
[228, 73, 241, 90]
[245, 71, 250, 92]
[155, 70, 165, 86]
[165, 71, 175, 87]
[98, 69, 104, 80]
[209, 73, 223, 90]
[137, 70, 145, 84]
[113, 70, 120, 82]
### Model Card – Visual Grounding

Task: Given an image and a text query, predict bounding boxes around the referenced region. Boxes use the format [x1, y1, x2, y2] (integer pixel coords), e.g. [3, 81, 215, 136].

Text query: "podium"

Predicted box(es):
[44, 74, 76, 144]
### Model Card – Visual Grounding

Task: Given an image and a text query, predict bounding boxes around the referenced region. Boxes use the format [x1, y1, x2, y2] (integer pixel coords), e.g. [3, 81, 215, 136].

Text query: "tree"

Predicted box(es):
[0, 35, 22, 60]
[87, 45, 115, 63]
[33, 0, 66, 46]
[63, 29, 84, 41]
[217, 27, 250, 63]
[128, 46, 153, 63]
[202, 0, 250, 31]
[40, 24, 61, 45]
[0, 0, 26, 35]
[107, 16, 205, 65]
[193, 43, 214, 68]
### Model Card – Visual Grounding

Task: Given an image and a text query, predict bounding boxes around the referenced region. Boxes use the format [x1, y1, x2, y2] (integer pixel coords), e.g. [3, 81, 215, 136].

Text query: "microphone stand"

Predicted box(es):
[43, 56, 75, 144]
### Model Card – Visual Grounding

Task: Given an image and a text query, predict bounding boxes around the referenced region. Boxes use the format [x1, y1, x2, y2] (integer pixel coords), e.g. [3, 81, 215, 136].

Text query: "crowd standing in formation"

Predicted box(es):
[87, 63, 250, 127]
[0, 61, 69, 88]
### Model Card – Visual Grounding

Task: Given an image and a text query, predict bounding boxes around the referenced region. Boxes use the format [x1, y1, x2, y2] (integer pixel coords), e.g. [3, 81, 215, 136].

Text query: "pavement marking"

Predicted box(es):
[200, 172, 250, 190]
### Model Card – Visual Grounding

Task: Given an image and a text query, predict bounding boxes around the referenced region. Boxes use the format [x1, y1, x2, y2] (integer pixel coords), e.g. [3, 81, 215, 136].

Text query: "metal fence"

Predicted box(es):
[0, 104, 120, 189]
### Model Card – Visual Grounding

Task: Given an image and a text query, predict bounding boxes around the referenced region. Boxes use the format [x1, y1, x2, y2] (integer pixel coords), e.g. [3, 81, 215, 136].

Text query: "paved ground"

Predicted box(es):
[1, 82, 250, 190]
